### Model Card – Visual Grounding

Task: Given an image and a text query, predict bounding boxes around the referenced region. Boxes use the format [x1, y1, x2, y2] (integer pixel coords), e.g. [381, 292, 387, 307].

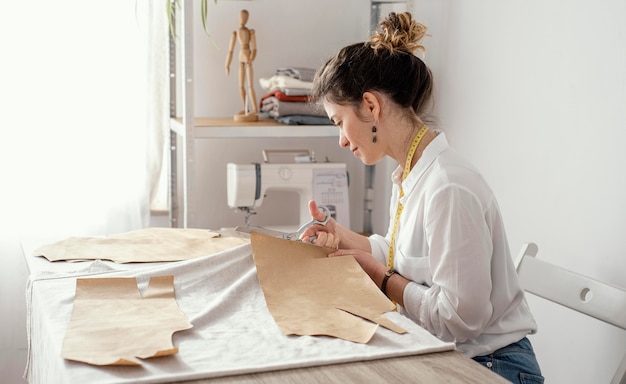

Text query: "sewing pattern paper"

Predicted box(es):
[61, 275, 193, 365]
[251, 233, 406, 343]
[34, 227, 250, 263]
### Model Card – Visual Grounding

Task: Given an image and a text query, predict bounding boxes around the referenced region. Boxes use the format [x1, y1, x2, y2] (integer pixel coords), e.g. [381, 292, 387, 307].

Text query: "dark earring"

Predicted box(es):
[372, 126, 377, 143]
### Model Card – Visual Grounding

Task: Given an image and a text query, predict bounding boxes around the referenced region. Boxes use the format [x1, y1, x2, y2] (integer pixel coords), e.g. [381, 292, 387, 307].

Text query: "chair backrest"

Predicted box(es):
[515, 243, 626, 384]
[515, 242, 626, 330]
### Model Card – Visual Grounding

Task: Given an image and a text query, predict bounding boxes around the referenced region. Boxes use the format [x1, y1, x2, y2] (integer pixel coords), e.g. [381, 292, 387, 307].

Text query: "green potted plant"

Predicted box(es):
[167, 0, 217, 39]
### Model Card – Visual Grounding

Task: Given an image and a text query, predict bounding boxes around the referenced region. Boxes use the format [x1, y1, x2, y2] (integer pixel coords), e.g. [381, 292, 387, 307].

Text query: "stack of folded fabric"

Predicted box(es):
[258, 67, 332, 125]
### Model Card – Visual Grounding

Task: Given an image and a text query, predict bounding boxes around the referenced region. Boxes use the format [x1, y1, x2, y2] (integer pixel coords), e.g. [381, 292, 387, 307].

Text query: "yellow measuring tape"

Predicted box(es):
[387, 124, 429, 270]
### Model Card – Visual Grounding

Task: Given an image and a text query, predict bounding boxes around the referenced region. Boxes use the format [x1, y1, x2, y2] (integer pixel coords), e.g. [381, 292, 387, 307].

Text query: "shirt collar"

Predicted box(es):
[391, 131, 449, 188]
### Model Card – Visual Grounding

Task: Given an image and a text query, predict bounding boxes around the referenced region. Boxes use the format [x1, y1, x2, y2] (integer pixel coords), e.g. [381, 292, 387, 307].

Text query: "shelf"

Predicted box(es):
[170, 116, 338, 138]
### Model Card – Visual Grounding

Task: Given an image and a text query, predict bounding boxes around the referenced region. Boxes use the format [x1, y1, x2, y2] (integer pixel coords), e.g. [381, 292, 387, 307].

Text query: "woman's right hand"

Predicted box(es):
[300, 200, 339, 249]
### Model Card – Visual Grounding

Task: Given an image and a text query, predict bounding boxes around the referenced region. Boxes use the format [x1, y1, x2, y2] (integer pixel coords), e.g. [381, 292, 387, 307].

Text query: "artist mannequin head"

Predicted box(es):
[312, 12, 434, 167]
[240, 9, 249, 26]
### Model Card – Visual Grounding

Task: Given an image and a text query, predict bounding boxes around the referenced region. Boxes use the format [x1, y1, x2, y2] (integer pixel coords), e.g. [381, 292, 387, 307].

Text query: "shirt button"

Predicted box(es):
[486, 362, 493, 368]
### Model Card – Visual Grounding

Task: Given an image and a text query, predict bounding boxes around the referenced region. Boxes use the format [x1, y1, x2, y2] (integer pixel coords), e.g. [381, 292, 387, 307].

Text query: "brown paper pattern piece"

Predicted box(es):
[61, 275, 193, 365]
[35, 227, 250, 263]
[250, 233, 406, 344]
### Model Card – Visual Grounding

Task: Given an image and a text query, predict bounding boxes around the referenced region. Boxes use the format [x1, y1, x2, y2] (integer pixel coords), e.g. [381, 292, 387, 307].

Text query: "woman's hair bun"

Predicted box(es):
[368, 12, 427, 56]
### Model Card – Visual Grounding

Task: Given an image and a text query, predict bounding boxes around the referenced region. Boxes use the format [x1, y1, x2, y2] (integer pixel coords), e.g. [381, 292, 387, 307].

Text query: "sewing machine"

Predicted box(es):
[227, 162, 350, 228]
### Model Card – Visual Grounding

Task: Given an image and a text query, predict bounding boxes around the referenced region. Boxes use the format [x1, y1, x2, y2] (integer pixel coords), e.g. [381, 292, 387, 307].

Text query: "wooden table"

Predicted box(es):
[177, 351, 508, 384]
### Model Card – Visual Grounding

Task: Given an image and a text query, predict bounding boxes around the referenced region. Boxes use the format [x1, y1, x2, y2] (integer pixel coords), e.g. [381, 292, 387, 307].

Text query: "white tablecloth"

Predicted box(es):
[25, 242, 455, 384]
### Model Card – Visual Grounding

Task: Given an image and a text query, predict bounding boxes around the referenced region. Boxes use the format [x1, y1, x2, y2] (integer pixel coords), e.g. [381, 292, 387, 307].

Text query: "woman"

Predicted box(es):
[301, 12, 543, 384]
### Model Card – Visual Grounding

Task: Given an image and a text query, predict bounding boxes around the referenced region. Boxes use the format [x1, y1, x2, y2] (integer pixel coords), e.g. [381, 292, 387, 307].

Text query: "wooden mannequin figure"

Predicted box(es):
[225, 9, 258, 122]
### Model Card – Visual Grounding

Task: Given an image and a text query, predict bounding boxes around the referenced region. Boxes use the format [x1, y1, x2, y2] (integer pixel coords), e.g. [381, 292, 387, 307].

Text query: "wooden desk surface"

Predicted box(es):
[176, 350, 509, 384]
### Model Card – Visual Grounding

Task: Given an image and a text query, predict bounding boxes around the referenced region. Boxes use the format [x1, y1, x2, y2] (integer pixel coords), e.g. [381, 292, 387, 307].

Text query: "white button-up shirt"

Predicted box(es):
[369, 132, 537, 357]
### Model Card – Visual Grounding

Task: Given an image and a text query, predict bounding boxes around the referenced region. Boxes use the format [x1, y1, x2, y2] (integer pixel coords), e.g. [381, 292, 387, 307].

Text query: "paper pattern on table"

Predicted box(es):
[61, 275, 193, 365]
[34, 227, 250, 263]
[251, 233, 405, 343]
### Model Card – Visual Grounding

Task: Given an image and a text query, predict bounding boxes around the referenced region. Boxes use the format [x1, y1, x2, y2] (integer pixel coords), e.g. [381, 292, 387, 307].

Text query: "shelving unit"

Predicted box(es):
[168, 1, 337, 228]
[168, 1, 405, 230]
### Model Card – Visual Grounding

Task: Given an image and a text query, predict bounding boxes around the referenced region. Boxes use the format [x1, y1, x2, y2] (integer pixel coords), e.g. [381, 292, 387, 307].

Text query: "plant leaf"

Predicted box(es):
[167, 0, 178, 40]
[201, 0, 208, 34]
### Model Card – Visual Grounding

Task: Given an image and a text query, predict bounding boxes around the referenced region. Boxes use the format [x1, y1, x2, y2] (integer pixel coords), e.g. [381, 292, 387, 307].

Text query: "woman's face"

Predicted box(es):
[323, 99, 384, 166]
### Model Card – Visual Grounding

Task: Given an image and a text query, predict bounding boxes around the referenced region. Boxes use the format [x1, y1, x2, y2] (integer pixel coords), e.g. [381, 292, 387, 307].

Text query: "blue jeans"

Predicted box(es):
[472, 337, 544, 384]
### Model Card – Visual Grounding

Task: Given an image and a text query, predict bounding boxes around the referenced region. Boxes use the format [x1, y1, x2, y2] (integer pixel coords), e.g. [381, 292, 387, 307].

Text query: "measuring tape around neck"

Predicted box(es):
[387, 124, 428, 270]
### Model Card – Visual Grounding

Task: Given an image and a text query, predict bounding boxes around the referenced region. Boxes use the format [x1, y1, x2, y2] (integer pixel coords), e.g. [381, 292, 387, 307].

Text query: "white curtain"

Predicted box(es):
[1, 0, 167, 238]
[146, 0, 171, 213]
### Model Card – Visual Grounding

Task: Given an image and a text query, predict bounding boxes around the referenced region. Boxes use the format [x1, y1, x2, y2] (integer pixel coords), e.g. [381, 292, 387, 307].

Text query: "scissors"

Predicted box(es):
[235, 206, 331, 242]
[290, 205, 331, 242]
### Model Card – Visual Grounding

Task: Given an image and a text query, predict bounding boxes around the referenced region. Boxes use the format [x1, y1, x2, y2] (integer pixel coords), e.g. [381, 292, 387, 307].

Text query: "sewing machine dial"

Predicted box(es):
[278, 166, 292, 180]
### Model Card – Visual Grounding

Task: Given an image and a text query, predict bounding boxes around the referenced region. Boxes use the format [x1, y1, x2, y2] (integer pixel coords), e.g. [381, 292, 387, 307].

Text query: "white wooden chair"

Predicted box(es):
[515, 243, 626, 384]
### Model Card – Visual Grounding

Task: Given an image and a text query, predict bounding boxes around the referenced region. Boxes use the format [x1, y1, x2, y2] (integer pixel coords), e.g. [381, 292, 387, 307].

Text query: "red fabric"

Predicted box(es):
[259, 90, 309, 107]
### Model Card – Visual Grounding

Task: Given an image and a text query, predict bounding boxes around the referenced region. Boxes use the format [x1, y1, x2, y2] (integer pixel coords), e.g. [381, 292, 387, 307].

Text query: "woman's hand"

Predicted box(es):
[308, 231, 340, 249]
[300, 200, 339, 249]
[300, 200, 373, 254]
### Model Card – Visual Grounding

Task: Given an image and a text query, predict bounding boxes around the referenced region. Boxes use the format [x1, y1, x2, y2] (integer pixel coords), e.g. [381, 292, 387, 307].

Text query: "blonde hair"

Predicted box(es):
[368, 12, 427, 56]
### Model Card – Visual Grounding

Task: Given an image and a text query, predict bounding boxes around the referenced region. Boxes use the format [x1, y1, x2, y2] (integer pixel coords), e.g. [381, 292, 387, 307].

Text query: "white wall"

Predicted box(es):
[412, 0, 626, 382]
